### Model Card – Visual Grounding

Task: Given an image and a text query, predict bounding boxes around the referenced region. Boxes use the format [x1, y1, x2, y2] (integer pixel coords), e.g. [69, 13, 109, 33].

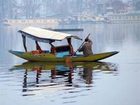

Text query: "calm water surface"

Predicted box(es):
[0, 23, 140, 105]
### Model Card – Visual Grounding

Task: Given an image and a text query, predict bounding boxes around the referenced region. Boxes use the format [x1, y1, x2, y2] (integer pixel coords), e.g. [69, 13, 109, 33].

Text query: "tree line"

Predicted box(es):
[0, 0, 140, 20]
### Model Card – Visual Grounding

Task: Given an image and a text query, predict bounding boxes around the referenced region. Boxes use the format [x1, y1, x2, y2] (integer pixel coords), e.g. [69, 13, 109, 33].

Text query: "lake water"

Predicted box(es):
[0, 23, 140, 105]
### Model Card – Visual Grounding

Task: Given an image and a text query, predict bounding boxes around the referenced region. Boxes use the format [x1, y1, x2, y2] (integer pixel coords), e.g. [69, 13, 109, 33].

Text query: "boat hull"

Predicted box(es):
[9, 50, 119, 62]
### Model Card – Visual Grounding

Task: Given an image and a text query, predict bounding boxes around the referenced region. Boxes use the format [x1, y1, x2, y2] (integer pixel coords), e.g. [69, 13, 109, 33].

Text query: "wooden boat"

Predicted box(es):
[9, 50, 118, 62]
[9, 26, 118, 62]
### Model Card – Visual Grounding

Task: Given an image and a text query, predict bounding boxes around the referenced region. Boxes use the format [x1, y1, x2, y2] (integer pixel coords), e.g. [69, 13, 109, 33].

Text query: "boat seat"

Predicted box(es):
[43, 50, 50, 53]
[50, 45, 70, 57]
[50, 45, 75, 57]
[55, 45, 70, 52]
[31, 50, 42, 54]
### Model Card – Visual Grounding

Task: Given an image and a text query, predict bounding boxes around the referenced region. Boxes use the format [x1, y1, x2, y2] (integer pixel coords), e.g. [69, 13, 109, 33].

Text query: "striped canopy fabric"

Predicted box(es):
[19, 27, 82, 43]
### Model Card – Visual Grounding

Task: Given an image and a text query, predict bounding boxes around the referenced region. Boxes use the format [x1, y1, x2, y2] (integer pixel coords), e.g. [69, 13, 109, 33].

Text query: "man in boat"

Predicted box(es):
[78, 37, 93, 56]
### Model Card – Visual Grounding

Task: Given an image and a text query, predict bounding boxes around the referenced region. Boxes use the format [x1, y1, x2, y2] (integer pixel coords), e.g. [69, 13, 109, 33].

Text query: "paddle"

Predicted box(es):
[74, 33, 90, 55]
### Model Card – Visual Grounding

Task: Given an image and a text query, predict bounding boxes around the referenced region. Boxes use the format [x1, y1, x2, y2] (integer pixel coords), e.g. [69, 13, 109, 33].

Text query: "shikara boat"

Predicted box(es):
[9, 27, 118, 62]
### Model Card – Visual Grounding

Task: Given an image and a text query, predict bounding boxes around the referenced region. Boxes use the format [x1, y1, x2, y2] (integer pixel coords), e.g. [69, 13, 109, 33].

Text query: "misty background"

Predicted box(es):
[0, 0, 140, 20]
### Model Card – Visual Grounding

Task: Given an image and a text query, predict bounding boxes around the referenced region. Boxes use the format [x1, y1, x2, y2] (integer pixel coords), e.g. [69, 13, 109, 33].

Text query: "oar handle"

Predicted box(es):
[75, 33, 90, 54]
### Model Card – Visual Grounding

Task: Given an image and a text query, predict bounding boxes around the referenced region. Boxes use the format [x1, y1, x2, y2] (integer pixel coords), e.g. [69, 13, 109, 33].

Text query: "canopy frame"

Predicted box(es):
[19, 27, 82, 43]
[19, 27, 82, 52]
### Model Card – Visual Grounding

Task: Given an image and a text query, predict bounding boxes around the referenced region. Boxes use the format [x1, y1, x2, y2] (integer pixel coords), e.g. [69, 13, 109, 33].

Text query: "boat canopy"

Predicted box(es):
[19, 27, 82, 43]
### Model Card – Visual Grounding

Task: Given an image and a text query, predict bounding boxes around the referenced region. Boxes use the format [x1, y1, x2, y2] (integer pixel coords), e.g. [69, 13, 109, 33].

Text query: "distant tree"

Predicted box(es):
[0, 0, 18, 19]
[134, 1, 140, 10]
[0, 0, 4, 19]
[111, 0, 125, 13]
[21, 0, 41, 18]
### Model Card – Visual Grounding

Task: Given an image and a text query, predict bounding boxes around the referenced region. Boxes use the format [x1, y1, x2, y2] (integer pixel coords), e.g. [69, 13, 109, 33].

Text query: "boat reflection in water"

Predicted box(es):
[10, 61, 118, 96]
